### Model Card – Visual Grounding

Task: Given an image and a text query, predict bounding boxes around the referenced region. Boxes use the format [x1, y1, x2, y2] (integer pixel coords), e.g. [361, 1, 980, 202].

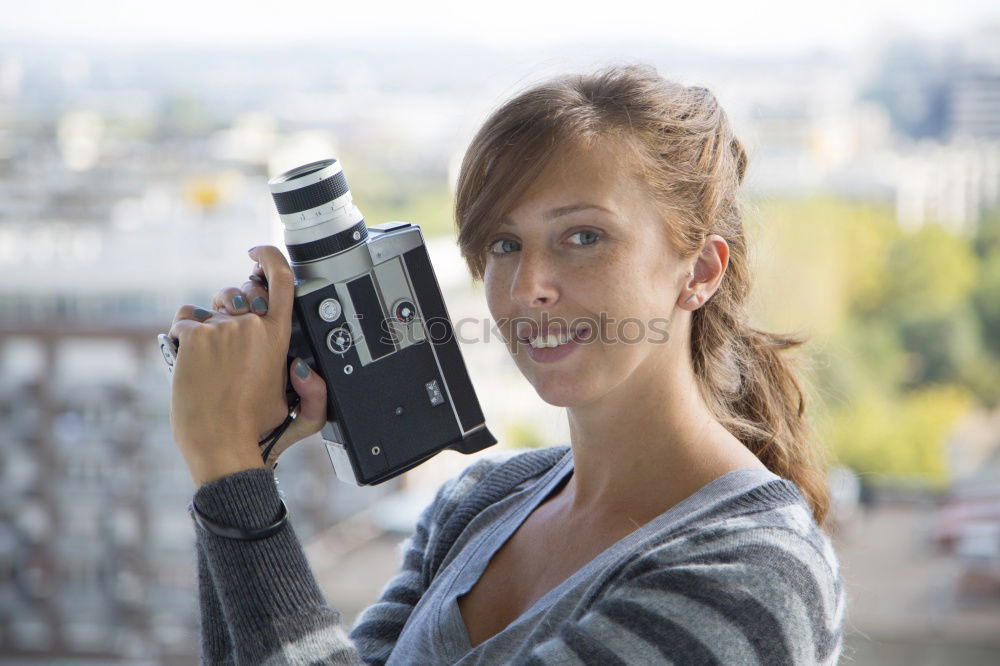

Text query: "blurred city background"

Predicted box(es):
[1, 1, 1000, 664]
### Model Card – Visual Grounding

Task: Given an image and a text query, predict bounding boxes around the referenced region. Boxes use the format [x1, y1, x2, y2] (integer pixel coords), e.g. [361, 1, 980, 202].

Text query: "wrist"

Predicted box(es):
[193, 466, 282, 530]
[184, 446, 267, 488]
[190, 497, 288, 540]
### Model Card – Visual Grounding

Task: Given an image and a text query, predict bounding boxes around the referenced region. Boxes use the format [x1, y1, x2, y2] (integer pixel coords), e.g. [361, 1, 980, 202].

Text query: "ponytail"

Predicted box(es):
[692, 309, 830, 525]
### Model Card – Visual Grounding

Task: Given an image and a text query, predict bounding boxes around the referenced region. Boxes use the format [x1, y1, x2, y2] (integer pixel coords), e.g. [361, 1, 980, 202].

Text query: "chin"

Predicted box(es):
[511, 349, 607, 408]
[537, 393, 582, 409]
[528, 376, 596, 408]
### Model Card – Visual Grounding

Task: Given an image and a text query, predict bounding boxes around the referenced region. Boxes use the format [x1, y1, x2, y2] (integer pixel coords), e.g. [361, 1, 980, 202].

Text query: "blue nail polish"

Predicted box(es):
[193, 307, 212, 320]
[233, 294, 247, 310]
[295, 359, 310, 379]
[252, 296, 268, 314]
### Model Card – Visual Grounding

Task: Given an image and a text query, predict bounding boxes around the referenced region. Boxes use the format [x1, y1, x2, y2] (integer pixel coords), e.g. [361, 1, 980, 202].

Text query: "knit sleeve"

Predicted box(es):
[195, 540, 235, 664]
[510, 507, 846, 666]
[192, 468, 361, 665]
[192, 457, 500, 665]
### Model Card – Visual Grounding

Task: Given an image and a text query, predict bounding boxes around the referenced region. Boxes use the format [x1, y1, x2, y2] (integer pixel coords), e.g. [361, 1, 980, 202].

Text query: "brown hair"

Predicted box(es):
[454, 64, 830, 526]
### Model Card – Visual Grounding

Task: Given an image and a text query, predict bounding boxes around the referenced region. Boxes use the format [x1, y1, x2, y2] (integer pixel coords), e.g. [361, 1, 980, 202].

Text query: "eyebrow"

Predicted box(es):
[501, 203, 614, 226]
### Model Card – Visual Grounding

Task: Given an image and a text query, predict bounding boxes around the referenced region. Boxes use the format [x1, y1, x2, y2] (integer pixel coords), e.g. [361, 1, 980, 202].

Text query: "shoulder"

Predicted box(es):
[416, 445, 569, 577]
[432, 444, 570, 509]
[632, 480, 844, 609]
[605, 481, 845, 664]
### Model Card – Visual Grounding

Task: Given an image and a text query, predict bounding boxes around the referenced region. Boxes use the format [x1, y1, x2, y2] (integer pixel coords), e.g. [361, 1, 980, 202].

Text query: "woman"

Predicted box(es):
[169, 64, 845, 664]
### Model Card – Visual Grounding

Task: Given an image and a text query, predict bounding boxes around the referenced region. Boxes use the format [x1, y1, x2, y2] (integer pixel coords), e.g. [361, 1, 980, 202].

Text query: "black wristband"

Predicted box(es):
[189, 498, 289, 541]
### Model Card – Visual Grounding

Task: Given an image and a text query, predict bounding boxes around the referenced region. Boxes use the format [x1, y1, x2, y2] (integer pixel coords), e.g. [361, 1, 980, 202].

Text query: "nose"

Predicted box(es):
[510, 249, 558, 308]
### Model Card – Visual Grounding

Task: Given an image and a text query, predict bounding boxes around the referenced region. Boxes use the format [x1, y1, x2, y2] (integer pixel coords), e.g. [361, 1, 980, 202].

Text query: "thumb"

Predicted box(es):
[289, 357, 328, 429]
[260, 359, 328, 466]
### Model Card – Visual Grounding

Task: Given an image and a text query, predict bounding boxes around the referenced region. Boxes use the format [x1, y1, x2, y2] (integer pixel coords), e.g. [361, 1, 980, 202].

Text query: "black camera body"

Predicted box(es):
[271, 159, 497, 485]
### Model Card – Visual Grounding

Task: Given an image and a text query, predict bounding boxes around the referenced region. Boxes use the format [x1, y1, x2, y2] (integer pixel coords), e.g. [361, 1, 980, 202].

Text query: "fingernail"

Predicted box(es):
[248, 246, 259, 255]
[248, 274, 267, 286]
[252, 296, 268, 314]
[294, 359, 310, 379]
[193, 307, 212, 321]
[233, 294, 247, 310]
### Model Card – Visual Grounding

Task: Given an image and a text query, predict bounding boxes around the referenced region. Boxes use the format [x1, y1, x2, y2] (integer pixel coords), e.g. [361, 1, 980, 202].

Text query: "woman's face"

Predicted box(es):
[483, 140, 691, 408]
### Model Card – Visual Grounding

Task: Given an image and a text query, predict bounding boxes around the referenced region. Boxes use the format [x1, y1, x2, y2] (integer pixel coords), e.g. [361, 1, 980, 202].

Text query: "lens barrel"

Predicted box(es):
[268, 158, 368, 262]
[270, 161, 350, 214]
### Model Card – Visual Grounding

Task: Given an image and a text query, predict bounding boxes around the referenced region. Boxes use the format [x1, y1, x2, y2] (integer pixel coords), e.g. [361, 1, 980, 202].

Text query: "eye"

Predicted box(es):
[568, 230, 600, 246]
[486, 238, 520, 255]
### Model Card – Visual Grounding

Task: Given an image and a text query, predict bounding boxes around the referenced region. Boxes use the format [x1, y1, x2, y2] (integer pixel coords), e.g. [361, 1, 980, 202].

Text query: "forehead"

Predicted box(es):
[504, 139, 655, 223]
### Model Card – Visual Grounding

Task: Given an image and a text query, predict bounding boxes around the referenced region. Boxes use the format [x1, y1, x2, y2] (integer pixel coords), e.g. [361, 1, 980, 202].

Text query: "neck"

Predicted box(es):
[557, 337, 765, 525]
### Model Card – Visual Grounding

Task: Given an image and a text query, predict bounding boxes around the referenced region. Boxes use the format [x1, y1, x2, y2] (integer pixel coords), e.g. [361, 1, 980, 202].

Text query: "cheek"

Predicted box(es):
[483, 271, 513, 342]
[590, 291, 667, 345]
[483, 267, 502, 310]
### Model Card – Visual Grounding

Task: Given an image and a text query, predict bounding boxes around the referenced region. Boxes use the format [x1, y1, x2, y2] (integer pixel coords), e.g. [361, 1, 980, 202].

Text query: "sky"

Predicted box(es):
[1, 0, 997, 56]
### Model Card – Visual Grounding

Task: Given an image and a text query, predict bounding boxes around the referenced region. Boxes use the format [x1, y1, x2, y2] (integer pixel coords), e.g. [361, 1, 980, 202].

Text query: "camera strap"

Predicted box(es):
[259, 400, 300, 468]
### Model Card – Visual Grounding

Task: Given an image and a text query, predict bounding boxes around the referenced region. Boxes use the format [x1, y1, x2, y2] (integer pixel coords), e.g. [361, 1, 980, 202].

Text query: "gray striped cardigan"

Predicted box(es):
[193, 445, 845, 664]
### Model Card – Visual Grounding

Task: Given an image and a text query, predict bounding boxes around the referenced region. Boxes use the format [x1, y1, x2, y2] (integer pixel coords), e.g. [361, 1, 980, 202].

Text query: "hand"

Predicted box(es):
[167, 246, 328, 487]
[208, 252, 329, 466]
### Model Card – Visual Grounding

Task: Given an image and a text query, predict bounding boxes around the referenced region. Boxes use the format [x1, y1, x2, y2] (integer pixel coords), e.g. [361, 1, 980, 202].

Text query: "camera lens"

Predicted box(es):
[268, 158, 369, 263]
[285, 163, 327, 181]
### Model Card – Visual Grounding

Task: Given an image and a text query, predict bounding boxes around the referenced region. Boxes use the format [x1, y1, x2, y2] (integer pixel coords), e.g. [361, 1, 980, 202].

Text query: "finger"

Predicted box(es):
[289, 358, 327, 425]
[167, 317, 205, 346]
[171, 304, 214, 331]
[211, 287, 251, 315]
[240, 277, 270, 316]
[250, 263, 268, 287]
[261, 358, 328, 465]
[247, 246, 293, 325]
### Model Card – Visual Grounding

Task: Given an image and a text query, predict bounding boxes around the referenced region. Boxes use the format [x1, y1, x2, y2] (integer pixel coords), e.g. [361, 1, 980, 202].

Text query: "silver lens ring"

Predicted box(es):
[269, 159, 350, 214]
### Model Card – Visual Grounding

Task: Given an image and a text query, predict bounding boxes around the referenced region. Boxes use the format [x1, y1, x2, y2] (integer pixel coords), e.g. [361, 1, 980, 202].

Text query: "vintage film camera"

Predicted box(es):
[161, 158, 496, 485]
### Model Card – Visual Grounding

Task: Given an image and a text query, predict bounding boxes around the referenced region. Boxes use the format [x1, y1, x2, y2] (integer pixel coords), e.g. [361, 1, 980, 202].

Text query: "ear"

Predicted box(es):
[679, 234, 729, 310]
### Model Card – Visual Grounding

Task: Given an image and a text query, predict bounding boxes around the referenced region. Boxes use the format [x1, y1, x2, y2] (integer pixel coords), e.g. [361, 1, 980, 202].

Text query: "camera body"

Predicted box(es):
[158, 158, 497, 485]
[272, 159, 496, 485]
[286, 220, 496, 485]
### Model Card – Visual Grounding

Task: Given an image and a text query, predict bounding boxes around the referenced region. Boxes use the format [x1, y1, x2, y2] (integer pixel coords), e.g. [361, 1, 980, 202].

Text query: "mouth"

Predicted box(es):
[516, 323, 592, 349]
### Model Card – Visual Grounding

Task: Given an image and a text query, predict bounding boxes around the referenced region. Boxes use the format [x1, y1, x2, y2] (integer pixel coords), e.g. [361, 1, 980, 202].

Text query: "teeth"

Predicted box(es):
[530, 332, 571, 348]
[528, 328, 586, 349]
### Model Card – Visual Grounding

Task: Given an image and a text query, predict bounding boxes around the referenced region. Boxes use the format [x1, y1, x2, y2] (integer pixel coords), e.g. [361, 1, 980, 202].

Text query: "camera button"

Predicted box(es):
[326, 326, 353, 354]
[318, 298, 342, 322]
[393, 299, 416, 323]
